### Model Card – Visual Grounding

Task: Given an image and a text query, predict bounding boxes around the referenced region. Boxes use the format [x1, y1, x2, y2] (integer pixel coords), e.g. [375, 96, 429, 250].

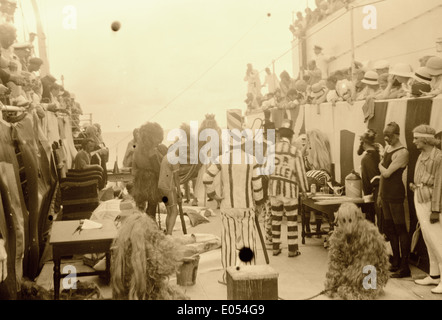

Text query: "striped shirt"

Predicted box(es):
[269, 138, 308, 198]
[202, 148, 264, 209]
[306, 169, 331, 188]
[413, 147, 442, 212]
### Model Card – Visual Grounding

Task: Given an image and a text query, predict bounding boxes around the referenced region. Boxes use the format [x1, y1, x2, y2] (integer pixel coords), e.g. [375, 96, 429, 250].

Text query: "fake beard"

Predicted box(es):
[357, 143, 365, 156]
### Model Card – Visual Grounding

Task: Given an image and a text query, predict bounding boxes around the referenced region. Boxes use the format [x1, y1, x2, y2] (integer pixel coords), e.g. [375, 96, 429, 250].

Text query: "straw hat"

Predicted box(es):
[361, 70, 379, 86]
[389, 63, 413, 78]
[414, 67, 432, 84]
[424, 56, 442, 76]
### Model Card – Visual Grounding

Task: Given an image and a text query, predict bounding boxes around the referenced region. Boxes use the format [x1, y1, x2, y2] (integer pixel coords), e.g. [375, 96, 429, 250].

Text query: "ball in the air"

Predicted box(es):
[111, 21, 121, 32]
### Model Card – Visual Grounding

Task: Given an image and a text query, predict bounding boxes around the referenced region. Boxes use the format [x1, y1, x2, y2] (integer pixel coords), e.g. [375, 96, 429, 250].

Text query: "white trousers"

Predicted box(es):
[220, 208, 257, 271]
[414, 193, 442, 276]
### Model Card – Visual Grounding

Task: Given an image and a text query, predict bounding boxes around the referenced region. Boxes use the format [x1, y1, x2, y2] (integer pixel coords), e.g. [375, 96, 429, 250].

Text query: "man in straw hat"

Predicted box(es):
[379, 63, 413, 99]
[203, 131, 266, 284]
[268, 119, 308, 257]
[410, 125, 442, 294]
[357, 70, 381, 100]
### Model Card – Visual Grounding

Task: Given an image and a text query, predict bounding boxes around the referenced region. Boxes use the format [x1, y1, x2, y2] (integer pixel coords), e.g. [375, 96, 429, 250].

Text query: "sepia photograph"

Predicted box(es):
[0, 0, 442, 306]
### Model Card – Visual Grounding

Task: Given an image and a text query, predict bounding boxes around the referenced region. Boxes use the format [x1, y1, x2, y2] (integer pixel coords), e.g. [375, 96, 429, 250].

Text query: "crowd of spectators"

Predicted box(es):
[290, 0, 355, 38]
[245, 51, 442, 115]
[0, 1, 83, 134]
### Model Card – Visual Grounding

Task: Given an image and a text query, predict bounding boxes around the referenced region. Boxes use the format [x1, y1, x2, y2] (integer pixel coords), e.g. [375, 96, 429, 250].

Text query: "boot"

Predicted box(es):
[384, 220, 400, 272]
[272, 243, 281, 256]
[391, 256, 411, 278]
[391, 224, 411, 278]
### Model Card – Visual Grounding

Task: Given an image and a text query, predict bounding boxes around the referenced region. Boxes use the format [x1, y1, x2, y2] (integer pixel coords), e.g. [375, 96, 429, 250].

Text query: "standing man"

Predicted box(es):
[378, 122, 410, 278]
[244, 63, 262, 100]
[313, 45, 335, 80]
[203, 135, 265, 284]
[262, 67, 280, 95]
[410, 125, 442, 294]
[73, 138, 101, 170]
[269, 119, 308, 257]
[358, 129, 382, 229]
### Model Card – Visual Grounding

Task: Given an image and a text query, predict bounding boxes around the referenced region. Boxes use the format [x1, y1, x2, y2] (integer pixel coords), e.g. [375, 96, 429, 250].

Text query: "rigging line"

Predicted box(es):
[333, 3, 442, 61]
[18, 0, 29, 40]
[351, 0, 387, 9]
[259, 6, 350, 73]
[147, 15, 269, 123]
[264, 0, 387, 71]
[107, 14, 269, 151]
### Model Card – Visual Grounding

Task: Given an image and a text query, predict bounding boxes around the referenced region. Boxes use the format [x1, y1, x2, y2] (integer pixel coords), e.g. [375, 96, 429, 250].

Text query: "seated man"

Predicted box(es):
[72, 138, 101, 170]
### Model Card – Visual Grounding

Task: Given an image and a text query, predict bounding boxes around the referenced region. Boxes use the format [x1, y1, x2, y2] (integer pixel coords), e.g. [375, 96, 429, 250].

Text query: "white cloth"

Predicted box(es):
[263, 73, 280, 94]
[314, 52, 332, 79]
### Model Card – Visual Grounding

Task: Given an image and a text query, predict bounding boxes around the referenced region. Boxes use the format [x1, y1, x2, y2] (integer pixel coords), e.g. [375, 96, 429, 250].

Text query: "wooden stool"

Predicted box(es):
[49, 219, 117, 300]
[226, 265, 279, 300]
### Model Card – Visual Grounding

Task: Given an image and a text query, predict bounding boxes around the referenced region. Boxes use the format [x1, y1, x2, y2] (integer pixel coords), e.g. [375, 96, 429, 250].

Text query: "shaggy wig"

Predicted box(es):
[111, 213, 188, 300]
[306, 129, 332, 173]
[325, 203, 390, 300]
[132, 122, 166, 210]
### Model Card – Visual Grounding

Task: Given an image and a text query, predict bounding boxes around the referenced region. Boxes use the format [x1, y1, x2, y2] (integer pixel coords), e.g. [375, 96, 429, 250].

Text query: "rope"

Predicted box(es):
[303, 289, 329, 300]
[333, 3, 442, 61]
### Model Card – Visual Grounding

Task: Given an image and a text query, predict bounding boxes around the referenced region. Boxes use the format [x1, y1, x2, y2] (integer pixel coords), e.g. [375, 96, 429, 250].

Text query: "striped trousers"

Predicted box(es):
[220, 208, 257, 273]
[270, 196, 299, 254]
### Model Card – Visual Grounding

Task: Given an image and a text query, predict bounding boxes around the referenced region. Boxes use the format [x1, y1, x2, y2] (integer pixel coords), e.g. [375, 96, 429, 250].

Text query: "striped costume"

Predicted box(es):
[269, 138, 308, 256]
[203, 147, 265, 277]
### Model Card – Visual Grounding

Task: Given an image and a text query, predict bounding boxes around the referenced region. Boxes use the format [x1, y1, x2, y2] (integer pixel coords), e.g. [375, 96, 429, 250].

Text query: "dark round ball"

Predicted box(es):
[267, 13, 271, 17]
[111, 21, 121, 32]
[239, 247, 254, 263]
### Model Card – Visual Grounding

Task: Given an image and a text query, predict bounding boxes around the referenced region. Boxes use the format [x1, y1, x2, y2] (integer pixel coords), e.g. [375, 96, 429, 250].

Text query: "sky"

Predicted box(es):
[15, 0, 311, 135]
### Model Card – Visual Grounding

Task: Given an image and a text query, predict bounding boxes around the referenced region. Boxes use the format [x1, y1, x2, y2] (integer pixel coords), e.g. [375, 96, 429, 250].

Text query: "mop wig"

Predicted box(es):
[132, 122, 166, 210]
[325, 203, 390, 300]
[138, 122, 164, 150]
[111, 212, 188, 300]
[306, 129, 332, 173]
[413, 124, 441, 147]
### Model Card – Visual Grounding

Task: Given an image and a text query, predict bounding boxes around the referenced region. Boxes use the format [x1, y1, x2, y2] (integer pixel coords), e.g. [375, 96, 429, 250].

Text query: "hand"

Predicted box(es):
[0, 84, 9, 95]
[430, 212, 440, 224]
[8, 61, 17, 72]
[211, 194, 224, 202]
[377, 196, 382, 208]
[0, 239, 7, 283]
[387, 74, 395, 85]
[409, 183, 416, 192]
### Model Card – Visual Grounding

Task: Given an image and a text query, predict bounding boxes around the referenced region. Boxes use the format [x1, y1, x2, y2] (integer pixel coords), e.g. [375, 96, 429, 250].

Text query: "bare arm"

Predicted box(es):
[379, 148, 408, 178]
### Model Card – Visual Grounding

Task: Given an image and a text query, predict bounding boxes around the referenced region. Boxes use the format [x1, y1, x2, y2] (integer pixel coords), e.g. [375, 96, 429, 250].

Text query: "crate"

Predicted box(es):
[226, 265, 278, 300]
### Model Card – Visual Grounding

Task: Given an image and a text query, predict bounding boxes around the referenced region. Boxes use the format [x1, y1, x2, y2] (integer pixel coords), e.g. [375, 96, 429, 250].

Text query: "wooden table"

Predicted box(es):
[49, 219, 117, 300]
[300, 196, 373, 245]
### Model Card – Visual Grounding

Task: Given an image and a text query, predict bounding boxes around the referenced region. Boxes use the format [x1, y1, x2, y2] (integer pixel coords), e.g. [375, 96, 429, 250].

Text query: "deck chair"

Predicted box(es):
[60, 166, 104, 220]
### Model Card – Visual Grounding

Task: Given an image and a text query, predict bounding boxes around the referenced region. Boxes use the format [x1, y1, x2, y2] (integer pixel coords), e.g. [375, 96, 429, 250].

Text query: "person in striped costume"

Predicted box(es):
[269, 119, 308, 257]
[203, 135, 265, 284]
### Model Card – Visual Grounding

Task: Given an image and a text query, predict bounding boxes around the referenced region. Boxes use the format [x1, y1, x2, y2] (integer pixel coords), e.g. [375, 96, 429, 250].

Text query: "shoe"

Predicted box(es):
[389, 265, 400, 272]
[415, 276, 440, 286]
[273, 249, 281, 256]
[431, 283, 442, 294]
[390, 268, 411, 278]
[288, 251, 301, 258]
